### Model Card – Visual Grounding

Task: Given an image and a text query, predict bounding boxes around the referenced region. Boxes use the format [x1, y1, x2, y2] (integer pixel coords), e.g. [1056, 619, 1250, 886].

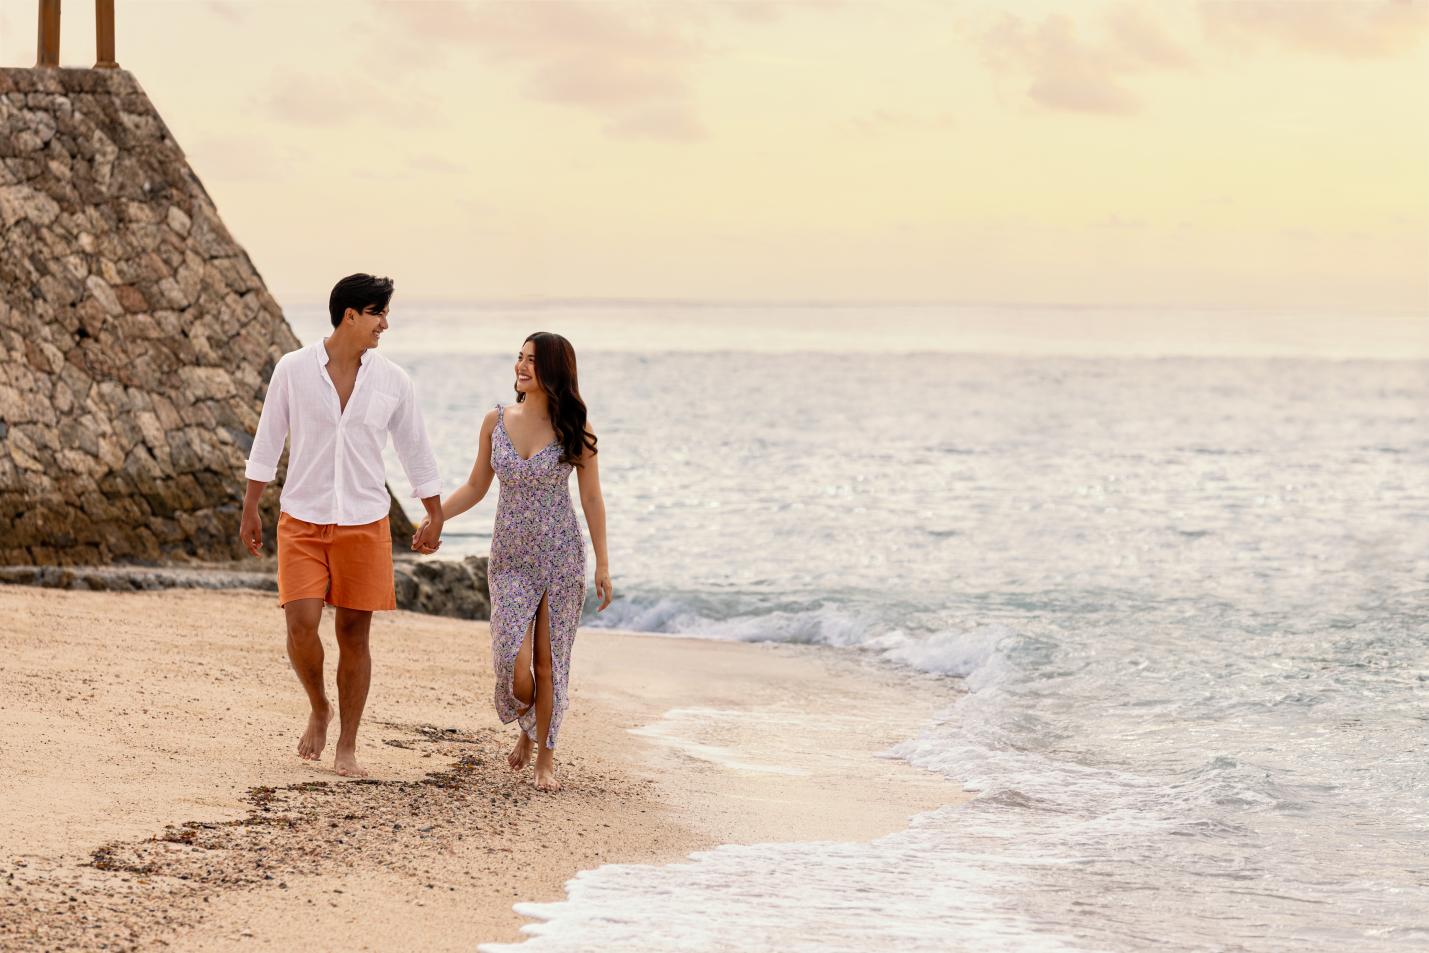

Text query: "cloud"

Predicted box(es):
[258, 71, 437, 130]
[200, 2, 247, 24]
[379, 1, 707, 141]
[187, 135, 300, 182]
[1106, 5, 1196, 69]
[1096, 213, 1148, 230]
[718, 0, 847, 24]
[605, 104, 705, 142]
[1199, 1, 1429, 59]
[978, 5, 1194, 116]
[408, 154, 467, 175]
[841, 109, 957, 136]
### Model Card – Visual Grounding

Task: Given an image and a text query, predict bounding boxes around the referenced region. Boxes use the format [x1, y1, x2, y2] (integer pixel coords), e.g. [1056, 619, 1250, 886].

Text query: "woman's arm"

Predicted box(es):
[576, 424, 612, 611]
[441, 409, 498, 520]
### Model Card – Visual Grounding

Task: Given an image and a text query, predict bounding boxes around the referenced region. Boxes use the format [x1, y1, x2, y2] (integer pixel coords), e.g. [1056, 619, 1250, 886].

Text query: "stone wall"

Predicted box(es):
[0, 68, 413, 565]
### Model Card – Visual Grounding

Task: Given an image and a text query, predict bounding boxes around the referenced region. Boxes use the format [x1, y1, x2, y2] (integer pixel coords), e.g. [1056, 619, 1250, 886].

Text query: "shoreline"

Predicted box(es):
[0, 554, 493, 622]
[0, 586, 962, 952]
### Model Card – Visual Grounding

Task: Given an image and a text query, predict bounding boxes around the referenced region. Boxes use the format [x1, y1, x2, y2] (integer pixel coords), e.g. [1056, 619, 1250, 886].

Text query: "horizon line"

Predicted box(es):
[268, 294, 1429, 318]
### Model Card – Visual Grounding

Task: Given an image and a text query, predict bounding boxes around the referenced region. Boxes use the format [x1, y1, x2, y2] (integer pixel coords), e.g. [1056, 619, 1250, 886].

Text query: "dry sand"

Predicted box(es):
[0, 586, 962, 952]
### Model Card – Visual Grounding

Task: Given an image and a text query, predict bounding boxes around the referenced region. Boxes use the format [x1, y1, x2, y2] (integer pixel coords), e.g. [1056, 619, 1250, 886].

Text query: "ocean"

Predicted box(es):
[289, 302, 1428, 952]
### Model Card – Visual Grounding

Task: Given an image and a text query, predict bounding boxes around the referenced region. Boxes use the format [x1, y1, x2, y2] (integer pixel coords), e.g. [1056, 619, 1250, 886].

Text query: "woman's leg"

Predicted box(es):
[512, 619, 535, 713]
[507, 615, 537, 771]
[532, 593, 561, 792]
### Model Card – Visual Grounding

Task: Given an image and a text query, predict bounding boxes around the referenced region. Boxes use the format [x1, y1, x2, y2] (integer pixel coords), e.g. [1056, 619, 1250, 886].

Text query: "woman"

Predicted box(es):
[424, 332, 611, 792]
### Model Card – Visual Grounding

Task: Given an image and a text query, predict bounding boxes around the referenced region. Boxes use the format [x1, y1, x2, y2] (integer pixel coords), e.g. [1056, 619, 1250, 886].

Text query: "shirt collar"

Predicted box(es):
[316, 338, 374, 367]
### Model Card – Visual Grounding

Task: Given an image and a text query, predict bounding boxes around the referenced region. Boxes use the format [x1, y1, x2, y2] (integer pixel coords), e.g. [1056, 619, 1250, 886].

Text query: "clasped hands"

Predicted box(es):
[412, 514, 444, 555]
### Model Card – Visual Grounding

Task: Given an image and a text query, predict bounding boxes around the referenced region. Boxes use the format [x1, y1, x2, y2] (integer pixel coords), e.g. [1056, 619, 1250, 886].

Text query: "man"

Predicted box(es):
[239, 274, 444, 778]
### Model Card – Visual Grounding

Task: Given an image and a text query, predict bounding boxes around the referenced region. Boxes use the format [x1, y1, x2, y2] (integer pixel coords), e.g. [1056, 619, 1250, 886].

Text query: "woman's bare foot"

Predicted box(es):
[508, 732, 532, 772]
[297, 703, 333, 761]
[333, 744, 368, 778]
[533, 746, 561, 792]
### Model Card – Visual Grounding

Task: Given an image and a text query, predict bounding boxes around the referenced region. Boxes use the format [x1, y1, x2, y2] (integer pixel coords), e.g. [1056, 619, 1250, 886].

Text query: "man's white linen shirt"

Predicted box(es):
[244, 340, 441, 526]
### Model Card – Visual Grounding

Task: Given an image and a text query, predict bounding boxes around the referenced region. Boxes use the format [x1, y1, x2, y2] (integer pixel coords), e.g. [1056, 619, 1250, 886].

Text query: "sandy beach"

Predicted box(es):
[0, 585, 959, 952]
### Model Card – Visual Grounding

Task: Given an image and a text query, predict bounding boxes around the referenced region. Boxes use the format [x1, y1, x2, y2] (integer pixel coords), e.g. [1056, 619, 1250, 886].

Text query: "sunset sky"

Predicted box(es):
[1, 0, 1426, 311]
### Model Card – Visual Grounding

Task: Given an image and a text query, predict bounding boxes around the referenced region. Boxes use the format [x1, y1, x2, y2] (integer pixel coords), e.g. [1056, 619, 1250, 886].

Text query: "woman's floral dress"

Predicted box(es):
[487, 404, 587, 748]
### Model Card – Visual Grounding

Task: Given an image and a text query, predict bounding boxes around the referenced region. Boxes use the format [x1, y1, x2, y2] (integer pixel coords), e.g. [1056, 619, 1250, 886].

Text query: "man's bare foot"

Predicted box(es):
[297, 703, 333, 761]
[534, 747, 561, 792]
[508, 732, 532, 772]
[334, 744, 368, 778]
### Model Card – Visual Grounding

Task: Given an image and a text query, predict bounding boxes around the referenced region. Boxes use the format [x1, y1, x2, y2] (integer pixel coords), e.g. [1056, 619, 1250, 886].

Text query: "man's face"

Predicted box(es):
[347, 305, 389, 348]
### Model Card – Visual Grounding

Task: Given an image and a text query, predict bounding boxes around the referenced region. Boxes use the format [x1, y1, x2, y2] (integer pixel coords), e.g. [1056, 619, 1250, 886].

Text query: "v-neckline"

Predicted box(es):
[321, 339, 367, 418]
[499, 413, 558, 462]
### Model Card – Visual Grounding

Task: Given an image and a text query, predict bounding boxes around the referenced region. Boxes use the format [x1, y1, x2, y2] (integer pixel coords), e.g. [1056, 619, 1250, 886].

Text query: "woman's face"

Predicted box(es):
[514, 341, 540, 395]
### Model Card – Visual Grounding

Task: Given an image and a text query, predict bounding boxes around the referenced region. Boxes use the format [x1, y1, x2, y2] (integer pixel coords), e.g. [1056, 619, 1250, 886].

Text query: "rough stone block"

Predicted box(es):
[166, 204, 191, 235]
[0, 183, 60, 228]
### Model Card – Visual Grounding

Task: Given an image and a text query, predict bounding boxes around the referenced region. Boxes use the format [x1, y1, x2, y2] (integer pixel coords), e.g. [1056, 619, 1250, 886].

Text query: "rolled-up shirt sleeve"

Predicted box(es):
[390, 375, 442, 500]
[244, 358, 290, 483]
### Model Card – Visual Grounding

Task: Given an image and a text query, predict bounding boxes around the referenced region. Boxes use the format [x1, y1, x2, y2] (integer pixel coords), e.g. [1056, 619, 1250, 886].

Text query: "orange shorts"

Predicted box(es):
[276, 513, 396, 612]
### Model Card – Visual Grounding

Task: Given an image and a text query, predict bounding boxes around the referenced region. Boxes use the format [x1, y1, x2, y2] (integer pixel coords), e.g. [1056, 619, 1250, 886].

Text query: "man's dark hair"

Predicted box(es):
[328, 274, 394, 328]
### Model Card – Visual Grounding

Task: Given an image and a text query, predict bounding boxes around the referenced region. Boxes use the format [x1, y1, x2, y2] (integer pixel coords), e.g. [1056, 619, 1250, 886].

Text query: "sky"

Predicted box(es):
[1, 0, 1426, 313]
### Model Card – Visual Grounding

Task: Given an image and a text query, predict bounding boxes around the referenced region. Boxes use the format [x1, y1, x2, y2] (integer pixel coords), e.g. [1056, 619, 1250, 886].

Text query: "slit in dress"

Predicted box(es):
[508, 587, 555, 745]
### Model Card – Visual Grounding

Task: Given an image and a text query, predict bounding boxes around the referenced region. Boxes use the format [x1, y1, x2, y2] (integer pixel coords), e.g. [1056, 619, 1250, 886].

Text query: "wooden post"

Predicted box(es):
[95, 0, 117, 68]
[36, 0, 61, 68]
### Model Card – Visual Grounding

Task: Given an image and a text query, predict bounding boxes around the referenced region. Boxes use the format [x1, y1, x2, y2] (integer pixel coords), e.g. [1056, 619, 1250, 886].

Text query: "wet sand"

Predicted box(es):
[0, 586, 961, 952]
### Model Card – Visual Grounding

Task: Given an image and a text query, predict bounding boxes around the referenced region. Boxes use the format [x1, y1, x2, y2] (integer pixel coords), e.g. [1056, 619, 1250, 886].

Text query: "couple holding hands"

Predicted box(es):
[239, 274, 610, 792]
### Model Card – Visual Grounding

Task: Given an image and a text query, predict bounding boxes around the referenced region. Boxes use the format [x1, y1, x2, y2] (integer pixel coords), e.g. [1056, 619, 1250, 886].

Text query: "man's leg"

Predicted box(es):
[284, 598, 331, 761]
[333, 607, 373, 777]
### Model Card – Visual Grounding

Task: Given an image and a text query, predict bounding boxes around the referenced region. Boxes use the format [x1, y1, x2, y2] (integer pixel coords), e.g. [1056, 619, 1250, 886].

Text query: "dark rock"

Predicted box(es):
[393, 556, 490, 620]
[0, 563, 277, 593]
[0, 556, 489, 622]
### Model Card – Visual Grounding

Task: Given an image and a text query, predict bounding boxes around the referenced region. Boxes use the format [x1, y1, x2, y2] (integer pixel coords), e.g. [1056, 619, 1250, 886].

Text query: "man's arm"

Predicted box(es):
[239, 479, 268, 556]
[413, 493, 444, 554]
[239, 360, 290, 557]
[390, 376, 444, 553]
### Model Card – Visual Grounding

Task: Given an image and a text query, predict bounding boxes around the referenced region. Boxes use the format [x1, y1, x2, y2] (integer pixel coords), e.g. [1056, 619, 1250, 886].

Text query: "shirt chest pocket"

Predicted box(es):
[363, 392, 398, 431]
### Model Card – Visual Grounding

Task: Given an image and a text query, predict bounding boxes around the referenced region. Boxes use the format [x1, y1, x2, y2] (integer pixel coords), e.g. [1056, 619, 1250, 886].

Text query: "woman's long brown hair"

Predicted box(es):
[516, 332, 598, 466]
